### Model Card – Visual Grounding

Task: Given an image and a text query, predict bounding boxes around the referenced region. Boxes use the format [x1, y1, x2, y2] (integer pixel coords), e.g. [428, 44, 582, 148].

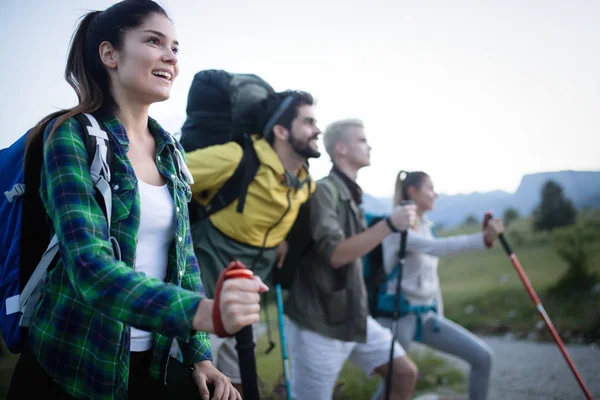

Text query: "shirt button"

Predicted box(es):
[112, 184, 119, 191]
[171, 174, 176, 180]
[178, 236, 183, 242]
[176, 207, 180, 213]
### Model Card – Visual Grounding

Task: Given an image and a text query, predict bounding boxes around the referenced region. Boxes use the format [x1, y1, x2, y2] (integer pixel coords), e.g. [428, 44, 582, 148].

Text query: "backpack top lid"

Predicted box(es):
[179, 69, 275, 152]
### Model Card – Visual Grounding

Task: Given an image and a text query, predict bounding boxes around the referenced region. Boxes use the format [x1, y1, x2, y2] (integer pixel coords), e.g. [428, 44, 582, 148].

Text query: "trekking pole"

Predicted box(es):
[223, 264, 261, 400]
[235, 326, 260, 400]
[273, 267, 292, 400]
[485, 212, 593, 400]
[385, 201, 412, 400]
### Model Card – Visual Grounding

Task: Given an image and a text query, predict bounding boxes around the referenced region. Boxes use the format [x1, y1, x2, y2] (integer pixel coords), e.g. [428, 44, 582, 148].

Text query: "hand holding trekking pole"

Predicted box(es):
[485, 212, 593, 400]
[211, 261, 268, 337]
[482, 216, 504, 246]
[389, 202, 417, 232]
[385, 200, 414, 400]
[211, 261, 267, 400]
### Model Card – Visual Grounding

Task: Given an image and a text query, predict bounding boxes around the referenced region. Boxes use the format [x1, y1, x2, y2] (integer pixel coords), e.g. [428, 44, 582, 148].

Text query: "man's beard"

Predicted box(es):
[289, 132, 321, 159]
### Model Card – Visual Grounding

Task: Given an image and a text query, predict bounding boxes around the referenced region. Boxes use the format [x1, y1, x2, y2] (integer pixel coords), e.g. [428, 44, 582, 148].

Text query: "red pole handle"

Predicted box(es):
[218, 261, 261, 399]
[482, 211, 494, 248]
[212, 261, 254, 338]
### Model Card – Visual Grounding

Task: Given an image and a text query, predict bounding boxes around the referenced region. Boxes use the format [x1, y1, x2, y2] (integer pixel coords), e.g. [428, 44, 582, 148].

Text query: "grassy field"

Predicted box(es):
[437, 213, 600, 343]
[2, 212, 598, 399]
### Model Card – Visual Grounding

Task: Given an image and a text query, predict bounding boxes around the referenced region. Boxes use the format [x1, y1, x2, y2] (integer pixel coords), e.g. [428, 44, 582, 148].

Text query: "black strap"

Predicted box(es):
[236, 134, 259, 213]
[194, 134, 260, 220]
[385, 216, 398, 233]
[366, 217, 385, 317]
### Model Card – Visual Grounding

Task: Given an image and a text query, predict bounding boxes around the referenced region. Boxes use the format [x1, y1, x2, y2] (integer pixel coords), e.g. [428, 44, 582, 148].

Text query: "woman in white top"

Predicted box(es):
[373, 171, 504, 400]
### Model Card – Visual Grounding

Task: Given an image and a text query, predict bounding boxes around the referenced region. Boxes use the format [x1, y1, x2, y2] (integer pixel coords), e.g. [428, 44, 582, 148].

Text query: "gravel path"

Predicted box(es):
[414, 335, 600, 400]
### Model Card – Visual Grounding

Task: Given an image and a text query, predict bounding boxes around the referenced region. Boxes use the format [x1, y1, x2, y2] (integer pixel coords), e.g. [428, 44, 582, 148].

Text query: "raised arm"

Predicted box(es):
[383, 230, 486, 273]
[311, 181, 415, 268]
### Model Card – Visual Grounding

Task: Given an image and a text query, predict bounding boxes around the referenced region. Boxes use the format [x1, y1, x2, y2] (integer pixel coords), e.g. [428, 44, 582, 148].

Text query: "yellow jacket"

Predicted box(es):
[185, 135, 314, 248]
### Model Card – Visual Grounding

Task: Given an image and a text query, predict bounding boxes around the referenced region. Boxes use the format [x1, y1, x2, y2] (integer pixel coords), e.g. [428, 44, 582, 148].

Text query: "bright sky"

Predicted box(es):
[2, 0, 599, 197]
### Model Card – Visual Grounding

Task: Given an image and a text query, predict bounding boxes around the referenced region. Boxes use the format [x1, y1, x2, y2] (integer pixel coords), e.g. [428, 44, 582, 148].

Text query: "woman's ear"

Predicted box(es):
[407, 185, 418, 200]
[99, 41, 118, 69]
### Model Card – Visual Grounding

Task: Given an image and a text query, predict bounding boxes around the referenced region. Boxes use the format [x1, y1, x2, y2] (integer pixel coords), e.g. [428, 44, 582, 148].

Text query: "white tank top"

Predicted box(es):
[130, 179, 176, 352]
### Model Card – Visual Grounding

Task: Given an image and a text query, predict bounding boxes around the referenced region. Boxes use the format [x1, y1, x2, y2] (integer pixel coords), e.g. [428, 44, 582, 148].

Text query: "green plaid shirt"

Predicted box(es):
[28, 114, 211, 400]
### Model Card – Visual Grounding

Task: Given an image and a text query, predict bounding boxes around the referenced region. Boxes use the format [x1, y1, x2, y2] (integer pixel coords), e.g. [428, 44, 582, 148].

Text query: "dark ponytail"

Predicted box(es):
[393, 170, 429, 206]
[25, 0, 169, 154]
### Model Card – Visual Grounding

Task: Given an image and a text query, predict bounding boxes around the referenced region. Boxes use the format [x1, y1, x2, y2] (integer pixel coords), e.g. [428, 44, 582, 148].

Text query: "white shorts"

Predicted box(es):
[286, 316, 406, 400]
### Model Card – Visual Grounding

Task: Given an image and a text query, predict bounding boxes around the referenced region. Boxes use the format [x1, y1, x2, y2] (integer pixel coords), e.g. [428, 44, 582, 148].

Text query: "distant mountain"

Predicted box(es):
[513, 170, 600, 212]
[362, 194, 389, 215]
[363, 170, 600, 228]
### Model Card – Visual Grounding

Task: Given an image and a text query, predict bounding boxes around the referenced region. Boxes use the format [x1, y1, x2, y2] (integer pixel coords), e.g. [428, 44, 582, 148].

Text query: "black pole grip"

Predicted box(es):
[499, 233, 513, 256]
[398, 230, 408, 260]
[235, 325, 260, 400]
[391, 230, 408, 320]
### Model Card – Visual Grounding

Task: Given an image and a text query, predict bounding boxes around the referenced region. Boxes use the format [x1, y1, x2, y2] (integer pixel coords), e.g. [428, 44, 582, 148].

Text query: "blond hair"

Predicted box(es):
[323, 118, 364, 161]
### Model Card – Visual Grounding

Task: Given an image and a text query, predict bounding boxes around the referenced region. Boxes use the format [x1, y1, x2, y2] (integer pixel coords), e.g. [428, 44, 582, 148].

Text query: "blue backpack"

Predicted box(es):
[0, 113, 114, 353]
[362, 212, 439, 342]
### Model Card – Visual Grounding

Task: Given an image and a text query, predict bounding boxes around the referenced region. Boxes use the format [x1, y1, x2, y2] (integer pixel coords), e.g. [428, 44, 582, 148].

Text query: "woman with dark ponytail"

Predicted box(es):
[7, 1, 264, 399]
[372, 171, 504, 400]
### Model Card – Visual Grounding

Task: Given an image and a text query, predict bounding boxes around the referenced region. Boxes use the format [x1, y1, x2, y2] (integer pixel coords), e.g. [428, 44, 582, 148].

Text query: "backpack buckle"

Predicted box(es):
[4, 183, 26, 203]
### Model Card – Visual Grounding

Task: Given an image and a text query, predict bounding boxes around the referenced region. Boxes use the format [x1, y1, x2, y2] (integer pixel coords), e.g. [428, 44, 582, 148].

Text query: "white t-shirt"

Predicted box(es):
[130, 179, 175, 352]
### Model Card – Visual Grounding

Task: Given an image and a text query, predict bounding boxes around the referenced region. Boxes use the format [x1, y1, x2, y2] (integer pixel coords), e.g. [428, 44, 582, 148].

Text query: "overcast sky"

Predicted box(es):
[2, 0, 599, 197]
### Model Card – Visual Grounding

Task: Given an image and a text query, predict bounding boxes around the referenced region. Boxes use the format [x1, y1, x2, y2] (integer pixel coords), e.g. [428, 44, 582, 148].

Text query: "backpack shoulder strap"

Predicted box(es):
[198, 133, 260, 219]
[75, 113, 114, 228]
[78, 113, 120, 260]
[364, 215, 385, 316]
[234, 134, 260, 213]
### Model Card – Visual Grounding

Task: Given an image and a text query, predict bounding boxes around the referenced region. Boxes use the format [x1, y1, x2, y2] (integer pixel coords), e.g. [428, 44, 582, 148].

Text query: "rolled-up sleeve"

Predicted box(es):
[179, 215, 212, 363]
[310, 180, 344, 261]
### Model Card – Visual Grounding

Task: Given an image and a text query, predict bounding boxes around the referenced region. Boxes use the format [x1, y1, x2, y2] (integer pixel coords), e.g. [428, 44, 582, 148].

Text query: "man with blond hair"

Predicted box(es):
[284, 119, 418, 400]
